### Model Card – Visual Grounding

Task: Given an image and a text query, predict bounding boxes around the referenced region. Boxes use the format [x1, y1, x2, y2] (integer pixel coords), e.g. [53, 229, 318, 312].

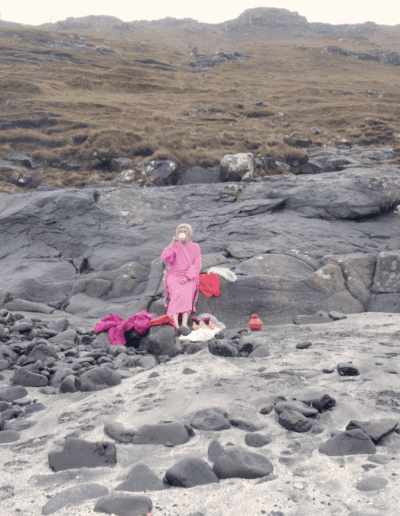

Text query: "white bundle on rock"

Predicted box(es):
[207, 266, 237, 282]
[178, 327, 220, 342]
[178, 313, 226, 342]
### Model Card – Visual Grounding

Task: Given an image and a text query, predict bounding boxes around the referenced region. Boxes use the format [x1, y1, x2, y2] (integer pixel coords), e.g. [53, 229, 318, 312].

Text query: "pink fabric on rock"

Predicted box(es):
[94, 310, 153, 345]
[161, 240, 202, 317]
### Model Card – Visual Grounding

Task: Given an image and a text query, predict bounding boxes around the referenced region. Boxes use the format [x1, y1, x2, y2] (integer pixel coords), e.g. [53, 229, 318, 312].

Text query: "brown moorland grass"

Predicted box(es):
[0, 25, 399, 193]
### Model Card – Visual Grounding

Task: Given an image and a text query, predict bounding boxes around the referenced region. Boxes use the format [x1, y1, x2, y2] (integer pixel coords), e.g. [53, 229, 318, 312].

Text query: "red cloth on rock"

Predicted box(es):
[199, 272, 221, 298]
[149, 315, 178, 330]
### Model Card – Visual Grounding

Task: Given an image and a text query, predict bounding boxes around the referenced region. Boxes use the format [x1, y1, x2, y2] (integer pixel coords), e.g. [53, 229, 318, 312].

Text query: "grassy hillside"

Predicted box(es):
[0, 25, 399, 193]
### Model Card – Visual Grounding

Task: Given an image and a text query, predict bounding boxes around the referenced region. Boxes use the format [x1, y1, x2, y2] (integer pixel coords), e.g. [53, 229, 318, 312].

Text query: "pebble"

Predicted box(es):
[355, 477, 389, 491]
[337, 362, 360, 376]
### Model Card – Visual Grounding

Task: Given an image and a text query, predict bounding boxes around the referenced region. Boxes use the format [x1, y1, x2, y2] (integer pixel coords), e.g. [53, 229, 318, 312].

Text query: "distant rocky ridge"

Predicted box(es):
[1, 7, 399, 39]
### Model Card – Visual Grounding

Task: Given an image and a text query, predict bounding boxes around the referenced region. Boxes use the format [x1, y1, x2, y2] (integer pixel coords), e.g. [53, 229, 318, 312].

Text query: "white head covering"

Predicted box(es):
[176, 223, 193, 237]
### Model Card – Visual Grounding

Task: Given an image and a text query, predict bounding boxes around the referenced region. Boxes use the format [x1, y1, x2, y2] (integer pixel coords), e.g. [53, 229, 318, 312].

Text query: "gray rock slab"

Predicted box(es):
[346, 419, 398, 444]
[93, 494, 152, 516]
[212, 446, 274, 479]
[371, 251, 400, 293]
[319, 429, 376, 456]
[115, 463, 168, 492]
[239, 252, 316, 278]
[41, 483, 109, 515]
[321, 252, 376, 308]
[367, 292, 400, 313]
[164, 457, 220, 487]
[48, 438, 117, 472]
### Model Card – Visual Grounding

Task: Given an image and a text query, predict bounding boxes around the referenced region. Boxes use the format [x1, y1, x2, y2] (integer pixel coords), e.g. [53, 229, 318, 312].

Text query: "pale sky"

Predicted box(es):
[1, 0, 399, 28]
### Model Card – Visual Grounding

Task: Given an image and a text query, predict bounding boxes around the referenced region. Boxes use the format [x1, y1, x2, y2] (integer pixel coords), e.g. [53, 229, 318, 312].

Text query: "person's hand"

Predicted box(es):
[180, 276, 188, 284]
[171, 236, 180, 246]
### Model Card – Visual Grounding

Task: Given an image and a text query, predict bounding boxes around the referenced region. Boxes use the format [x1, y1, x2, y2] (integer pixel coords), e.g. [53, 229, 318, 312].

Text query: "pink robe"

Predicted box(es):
[161, 240, 202, 316]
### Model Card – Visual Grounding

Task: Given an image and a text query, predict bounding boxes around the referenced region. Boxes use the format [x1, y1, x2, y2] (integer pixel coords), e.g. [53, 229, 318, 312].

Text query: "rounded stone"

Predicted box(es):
[244, 432, 272, 447]
[355, 477, 388, 491]
[77, 368, 121, 391]
[0, 429, 20, 443]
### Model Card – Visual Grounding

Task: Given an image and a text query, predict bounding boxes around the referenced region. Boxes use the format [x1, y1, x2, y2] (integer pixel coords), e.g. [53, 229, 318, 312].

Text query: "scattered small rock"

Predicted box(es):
[337, 362, 360, 376]
[296, 341, 312, 349]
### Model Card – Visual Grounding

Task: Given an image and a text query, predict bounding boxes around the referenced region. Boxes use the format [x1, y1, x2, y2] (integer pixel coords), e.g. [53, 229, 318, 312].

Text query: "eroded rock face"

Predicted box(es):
[2, 163, 400, 327]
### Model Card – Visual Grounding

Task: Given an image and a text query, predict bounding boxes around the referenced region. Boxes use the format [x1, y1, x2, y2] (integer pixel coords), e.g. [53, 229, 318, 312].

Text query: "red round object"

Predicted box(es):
[248, 314, 263, 331]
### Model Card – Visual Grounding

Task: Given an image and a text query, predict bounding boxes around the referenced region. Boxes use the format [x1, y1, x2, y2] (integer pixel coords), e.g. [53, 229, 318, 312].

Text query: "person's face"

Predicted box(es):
[178, 227, 191, 240]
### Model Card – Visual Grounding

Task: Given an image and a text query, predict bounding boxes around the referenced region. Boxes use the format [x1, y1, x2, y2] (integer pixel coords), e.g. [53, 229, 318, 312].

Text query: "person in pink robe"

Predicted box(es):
[161, 223, 202, 328]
